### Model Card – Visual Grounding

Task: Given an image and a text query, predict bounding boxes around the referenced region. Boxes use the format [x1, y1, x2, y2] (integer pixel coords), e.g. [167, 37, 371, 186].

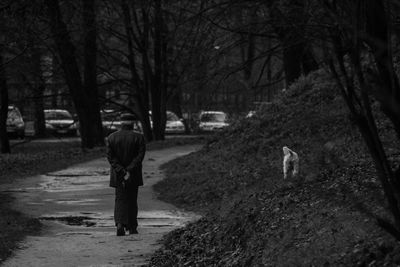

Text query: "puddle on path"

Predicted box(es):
[39, 210, 198, 229]
[37, 175, 108, 193]
[56, 232, 93, 236]
[3, 172, 110, 194]
[50, 198, 100, 205]
[40, 216, 97, 227]
[46, 169, 110, 177]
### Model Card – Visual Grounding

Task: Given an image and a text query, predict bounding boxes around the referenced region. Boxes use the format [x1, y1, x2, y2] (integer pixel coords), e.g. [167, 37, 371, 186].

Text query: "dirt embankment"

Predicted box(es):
[149, 70, 400, 266]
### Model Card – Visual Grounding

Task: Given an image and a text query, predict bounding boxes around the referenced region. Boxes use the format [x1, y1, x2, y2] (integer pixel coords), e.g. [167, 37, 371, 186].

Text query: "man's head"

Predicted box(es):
[120, 113, 137, 130]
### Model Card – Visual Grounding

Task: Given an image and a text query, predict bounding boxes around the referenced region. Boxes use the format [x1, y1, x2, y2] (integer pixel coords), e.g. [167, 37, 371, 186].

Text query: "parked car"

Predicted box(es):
[6, 105, 25, 139]
[197, 111, 229, 132]
[44, 109, 78, 136]
[148, 110, 185, 134]
[165, 111, 185, 134]
[101, 109, 122, 135]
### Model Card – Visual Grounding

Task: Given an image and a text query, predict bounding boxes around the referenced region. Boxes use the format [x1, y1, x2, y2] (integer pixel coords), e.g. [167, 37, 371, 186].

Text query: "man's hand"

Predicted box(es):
[121, 171, 129, 189]
[124, 171, 129, 181]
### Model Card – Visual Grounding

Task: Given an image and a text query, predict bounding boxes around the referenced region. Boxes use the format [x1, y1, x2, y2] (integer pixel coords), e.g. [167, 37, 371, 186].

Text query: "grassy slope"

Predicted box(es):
[151, 70, 400, 266]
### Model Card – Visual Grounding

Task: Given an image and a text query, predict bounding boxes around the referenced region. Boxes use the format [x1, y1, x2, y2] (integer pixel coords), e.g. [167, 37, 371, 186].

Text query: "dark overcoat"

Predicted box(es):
[106, 129, 146, 187]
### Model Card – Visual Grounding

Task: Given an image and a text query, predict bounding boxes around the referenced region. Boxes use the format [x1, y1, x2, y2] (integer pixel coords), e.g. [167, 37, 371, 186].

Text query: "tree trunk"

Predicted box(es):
[121, 0, 152, 142]
[82, 0, 104, 145]
[282, 42, 303, 87]
[160, 12, 168, 137]
[33, 84, 46, 137]
[329, 24, 400, 238]
[45, 0, 103, 148]
[365, 0, 400, 139]
[168, 89, 183, 118]
[301, 45, 318, 75]
[269, 0, 316, 87]
[31, 46, 46, 137]
[140, 6, 154, 141]
[0, 50, 10, 153]
[151, 0, 165, 140]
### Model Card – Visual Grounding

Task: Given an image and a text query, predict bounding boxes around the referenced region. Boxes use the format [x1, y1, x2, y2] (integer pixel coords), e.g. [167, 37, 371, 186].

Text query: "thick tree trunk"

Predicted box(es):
[45, 0, 103, 148]
[151, 0, 165, 140]
[82, 0, 104, 145]
[0, 50, 10, 153]
[160, 16, 168, 136]
[140, 6, 155, 141]
[33, 84, 46, 137]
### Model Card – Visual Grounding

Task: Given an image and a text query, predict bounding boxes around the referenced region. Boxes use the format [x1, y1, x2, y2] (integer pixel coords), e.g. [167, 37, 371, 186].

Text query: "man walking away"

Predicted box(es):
[106, 114, 146, 236]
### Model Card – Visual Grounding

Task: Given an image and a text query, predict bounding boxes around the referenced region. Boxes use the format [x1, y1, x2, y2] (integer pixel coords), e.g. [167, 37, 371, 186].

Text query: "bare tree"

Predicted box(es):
[119, 0, 153, 141]
[45, 0, 104, 148]
[117, 0, 169, 140]
[321, 0, 400, 239]
[151, 0, 167, 140]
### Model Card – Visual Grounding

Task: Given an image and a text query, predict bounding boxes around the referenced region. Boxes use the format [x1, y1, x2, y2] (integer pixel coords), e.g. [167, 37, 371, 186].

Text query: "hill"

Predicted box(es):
[150, 70, 400, 266]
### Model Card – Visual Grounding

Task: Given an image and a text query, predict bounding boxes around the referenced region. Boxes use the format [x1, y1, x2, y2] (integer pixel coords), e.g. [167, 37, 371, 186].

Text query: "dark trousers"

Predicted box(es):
[114, 184, 139, 230]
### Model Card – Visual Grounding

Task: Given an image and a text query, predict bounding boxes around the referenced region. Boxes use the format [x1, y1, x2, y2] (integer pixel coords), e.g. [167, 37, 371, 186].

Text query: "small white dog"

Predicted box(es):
[282, 146, 299, 179]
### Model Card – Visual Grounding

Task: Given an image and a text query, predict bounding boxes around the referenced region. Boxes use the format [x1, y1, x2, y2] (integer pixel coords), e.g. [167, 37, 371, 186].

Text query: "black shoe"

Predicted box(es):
[117, 225, 125, 236]
[129, 228, 138, 235]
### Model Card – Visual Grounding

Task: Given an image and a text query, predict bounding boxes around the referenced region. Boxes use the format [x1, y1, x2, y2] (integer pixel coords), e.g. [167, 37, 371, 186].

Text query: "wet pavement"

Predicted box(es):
[1, 145, 201, 267]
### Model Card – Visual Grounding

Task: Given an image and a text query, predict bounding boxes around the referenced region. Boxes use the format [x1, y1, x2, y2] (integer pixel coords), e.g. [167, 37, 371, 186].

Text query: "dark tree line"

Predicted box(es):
[2, 0, 307, 150]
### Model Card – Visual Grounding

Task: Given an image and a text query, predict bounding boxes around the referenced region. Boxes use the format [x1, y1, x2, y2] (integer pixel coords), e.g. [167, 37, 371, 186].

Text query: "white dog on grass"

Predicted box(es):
[283, 146, 299, 179]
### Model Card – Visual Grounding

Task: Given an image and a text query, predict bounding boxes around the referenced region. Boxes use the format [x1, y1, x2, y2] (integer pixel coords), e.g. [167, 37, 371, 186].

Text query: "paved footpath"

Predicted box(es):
[2, 145, 201, 267]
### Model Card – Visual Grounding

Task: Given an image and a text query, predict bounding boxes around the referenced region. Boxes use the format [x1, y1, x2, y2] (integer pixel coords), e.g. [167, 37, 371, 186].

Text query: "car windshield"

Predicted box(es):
[167, 112, 179, 121]
[45, 111, 73, 120]
[200, 113, 226, 122]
